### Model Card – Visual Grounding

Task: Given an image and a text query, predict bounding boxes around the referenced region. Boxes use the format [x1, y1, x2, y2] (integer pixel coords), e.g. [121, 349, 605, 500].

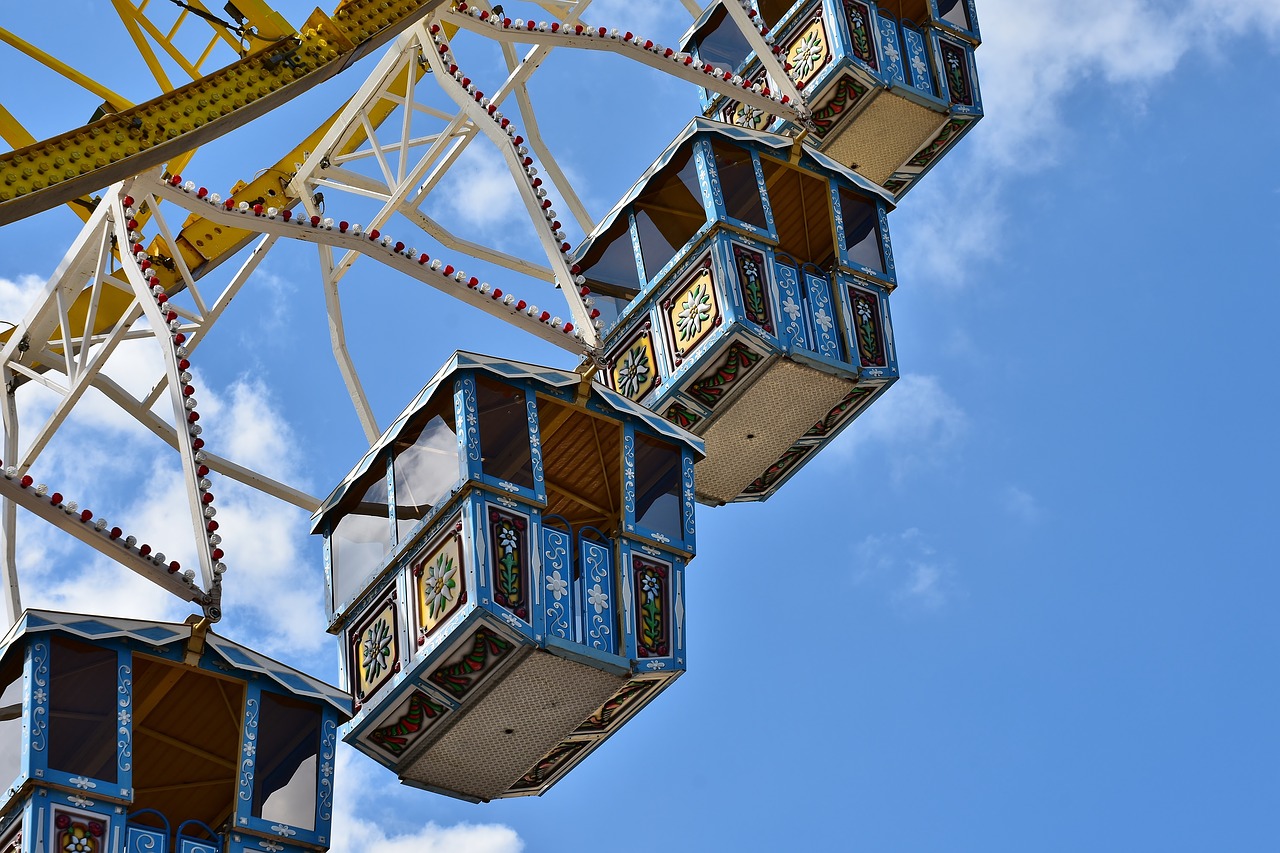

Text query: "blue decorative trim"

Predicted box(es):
[458, 376, 480, 466]
[628, 210, 646, 285]
[697, 138, 723, 224]
[876, 12, 905, 86]
[117, 663, 132, 774]
[581, 537, 615, 655]
[774, 258, 809, 351]
[526, 391, 545, 501]
[30, 639, 48, 757]
[831, 181, 847, 252]
[383, 454, 396, 545]
[804, 267, 844, 361]
[879, 204, 896, 279]
[681, 451, 697, 550]
[322, 525, 334, 620]
[237, 696, 258, 808]
[752, 150, 777, 237]
[901, 24, 934, 94]
[540, 525, 572, 642]
[318, 715, 336, 825]
[622, 429, 636, 533]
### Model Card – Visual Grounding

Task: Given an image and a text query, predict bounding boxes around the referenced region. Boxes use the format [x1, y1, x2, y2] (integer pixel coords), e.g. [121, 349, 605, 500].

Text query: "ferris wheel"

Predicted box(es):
[0, 0, 981, 845]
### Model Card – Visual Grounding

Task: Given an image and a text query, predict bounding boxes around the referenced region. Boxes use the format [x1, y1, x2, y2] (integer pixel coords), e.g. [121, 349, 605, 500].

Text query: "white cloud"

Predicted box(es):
[330, 749, 524, 853]
[587, 0, 695, 41]
[0, 274, 44, 327]
[901, 0, 1280, 282]
[855, 527, 957, 611]
[833, 374, 967, 479]
[1002, 484, 1043, 523]
[437, 145, 525, 234]
[0, 303, 324, 652]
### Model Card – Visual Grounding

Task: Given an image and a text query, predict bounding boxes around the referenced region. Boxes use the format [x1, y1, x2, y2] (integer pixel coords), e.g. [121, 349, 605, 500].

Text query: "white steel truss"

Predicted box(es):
[0, 0, 820, 627]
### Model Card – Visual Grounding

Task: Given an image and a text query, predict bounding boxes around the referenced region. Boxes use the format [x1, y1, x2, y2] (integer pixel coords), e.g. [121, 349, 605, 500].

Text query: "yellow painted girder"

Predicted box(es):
[4, 61, 427, 356]
[167, 61, 423, 280]
[0, 0, 448, 227]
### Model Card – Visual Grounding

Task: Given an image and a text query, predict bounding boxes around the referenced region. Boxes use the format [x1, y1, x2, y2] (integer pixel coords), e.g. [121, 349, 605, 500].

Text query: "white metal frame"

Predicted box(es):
[0, 0, 821, 628]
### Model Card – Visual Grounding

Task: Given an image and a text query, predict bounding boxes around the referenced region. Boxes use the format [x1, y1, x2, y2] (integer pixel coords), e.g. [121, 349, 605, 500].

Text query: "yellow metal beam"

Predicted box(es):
[1, 43, 429, 358]
[0, 0, 449, 227]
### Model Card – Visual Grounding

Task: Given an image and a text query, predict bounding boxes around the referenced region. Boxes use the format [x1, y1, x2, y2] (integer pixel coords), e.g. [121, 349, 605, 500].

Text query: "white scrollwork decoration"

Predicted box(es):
[461, 378, 480, 463]
[117, 664, 132, 772]
[683, 455, 697, 538]
[318, 717, 336, 822]
[542, 532, 570, 639]
[583, 542, 613, 651]
[526, 395, 544, 485]
[131, 831, 159, 851]
[31, 640, 48, 753]
[880, 208, 895, 272]
[239, 698, 258, 801]
[622, 432, 636, 516]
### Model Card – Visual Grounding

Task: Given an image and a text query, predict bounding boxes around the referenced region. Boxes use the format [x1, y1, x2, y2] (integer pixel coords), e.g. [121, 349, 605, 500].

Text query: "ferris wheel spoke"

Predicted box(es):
[110, 186, 223, 600]
[151, 175, 597, 354]
[496, 39, 597, 235]
[401, 207, 554, 282]
[318, 243, 382, 445]
[441, 7, 805, 126]
[424, 25, 599, 347]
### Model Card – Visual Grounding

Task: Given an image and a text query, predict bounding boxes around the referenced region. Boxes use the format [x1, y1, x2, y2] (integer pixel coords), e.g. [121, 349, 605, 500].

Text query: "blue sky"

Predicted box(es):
[2, 1, 1279, 850]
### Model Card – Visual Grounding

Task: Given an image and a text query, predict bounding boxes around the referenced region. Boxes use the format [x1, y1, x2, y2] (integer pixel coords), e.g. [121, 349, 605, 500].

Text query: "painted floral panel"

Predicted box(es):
[574, 679, 659, 734]
[611, 331, 657, 401]
[415, 532, 466, 638]
[508, 739, 590, 793]
[489, 508, 529, 620]
[848, 286, 887, 368]
[666, 267, 720, 357]
[733, 244, 772, 331]
[53, 812, 106, 853]
[352, 600, 399, 699]
[427, 627, 514, 699]
[786, 18, 832, 89]
[686, 341, 762, 408]
[632, 556, 670, 658]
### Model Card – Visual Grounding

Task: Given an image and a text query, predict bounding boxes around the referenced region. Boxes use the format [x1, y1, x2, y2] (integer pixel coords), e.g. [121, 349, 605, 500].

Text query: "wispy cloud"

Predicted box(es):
[832, 374, 967, 479]
[0, 302, 324, 654]
[855, 527, 958, 612]
[435, 144, 526, 236]
[331, 750, 524, 853]
[900, 0, 1280, 283]
[588, 0, 694, 41]
[1002, 484, 1043, 524]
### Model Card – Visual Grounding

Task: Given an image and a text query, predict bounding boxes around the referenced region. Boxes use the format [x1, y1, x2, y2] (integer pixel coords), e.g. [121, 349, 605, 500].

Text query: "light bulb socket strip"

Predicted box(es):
[445, 2, 806, 117]
[0, 460, 212, 610]
[121, 193, 227, 619]
[427, 30, 602, 342]
[150, 176, 598, 354]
